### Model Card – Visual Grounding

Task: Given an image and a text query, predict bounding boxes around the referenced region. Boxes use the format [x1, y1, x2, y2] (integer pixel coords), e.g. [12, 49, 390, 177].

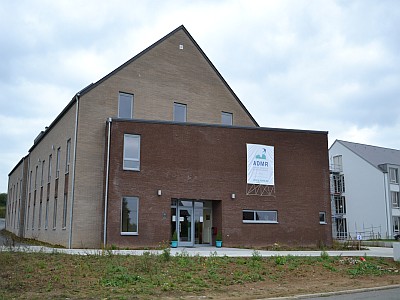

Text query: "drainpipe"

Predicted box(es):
[103, 118, 112, 248]
[68, 94, 80, 249]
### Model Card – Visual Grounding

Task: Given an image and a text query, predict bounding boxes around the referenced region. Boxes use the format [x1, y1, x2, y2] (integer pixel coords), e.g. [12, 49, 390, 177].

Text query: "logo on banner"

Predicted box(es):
[247, 144, 274, 185]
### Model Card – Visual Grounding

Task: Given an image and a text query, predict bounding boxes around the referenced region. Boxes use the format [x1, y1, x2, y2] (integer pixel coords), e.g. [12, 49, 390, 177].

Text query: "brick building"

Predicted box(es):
[6, 25, 332, 248]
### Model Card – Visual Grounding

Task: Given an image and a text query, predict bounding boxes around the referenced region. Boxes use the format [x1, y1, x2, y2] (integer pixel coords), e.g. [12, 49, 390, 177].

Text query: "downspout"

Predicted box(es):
[103, 118, 112, 248]
[68, 94, 80, 249]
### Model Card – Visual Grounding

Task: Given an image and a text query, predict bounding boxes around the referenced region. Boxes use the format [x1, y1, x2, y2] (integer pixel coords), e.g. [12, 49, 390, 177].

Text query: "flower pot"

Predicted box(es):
[171, 241, 178, 248]
[216, 240, 222, 248]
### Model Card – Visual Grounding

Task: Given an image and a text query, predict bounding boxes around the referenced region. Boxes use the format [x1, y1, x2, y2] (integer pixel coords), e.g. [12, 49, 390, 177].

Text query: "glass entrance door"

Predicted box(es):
[178, 202, 194, 247]
[171, 199, 212, 247]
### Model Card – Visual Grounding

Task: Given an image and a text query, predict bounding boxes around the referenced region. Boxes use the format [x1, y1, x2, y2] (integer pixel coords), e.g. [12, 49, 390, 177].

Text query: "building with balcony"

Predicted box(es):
[329, 140, 400, 240]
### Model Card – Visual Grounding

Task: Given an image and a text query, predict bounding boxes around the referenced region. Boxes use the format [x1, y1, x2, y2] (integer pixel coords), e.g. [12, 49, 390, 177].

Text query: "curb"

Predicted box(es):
[265, 284, 400, 299]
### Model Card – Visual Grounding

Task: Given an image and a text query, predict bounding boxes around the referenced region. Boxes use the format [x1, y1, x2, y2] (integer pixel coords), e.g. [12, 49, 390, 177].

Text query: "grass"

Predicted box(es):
[0, 250, 399, 299]
[0, 206, 5, 218]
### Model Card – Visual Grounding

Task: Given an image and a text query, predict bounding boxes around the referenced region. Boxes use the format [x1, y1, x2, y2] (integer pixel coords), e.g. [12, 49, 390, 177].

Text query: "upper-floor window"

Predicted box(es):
[333, 174, 345, 194]
[118, 92, 134, 119]
[242, 210, 278, 223]
[29, 170, 32, 192]
[332, 155, 343, 172]
[40, 160, 45, 187]
[390, 168, 399, 184]
[334, 195, 346, 214]
[56, 147, 61, 179]
[34, 165, 38, 189]
[391, 191, 400, 208]
[173, 102, 187, 122]
[65, 139, 71, 174]
[48, 154, 52, 182]
[123, 134, 140, 171]
[221, 112, 233, 125]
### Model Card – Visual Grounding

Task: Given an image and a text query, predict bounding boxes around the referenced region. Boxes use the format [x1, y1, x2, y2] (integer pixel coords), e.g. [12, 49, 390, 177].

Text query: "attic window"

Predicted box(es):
[179, 44, 183, 50]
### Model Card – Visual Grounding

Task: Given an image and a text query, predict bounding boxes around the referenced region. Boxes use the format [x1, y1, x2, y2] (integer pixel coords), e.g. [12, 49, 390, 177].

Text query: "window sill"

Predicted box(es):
[243, 221, 278, 224]
[320, 222, 327, 225]
[121, 232, 138, 236]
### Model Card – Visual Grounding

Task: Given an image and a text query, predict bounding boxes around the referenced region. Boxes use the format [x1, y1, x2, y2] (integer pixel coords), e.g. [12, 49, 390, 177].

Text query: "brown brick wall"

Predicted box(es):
[105, 120, 332, 248]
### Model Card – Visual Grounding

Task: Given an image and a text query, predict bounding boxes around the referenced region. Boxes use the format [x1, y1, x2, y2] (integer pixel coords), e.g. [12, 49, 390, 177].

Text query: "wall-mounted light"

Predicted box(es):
[157, 190, 162, 196]
[231, 193, 236, 199]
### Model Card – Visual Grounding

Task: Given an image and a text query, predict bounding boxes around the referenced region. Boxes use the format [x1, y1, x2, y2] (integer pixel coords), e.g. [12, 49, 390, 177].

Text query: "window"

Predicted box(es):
[334, 195, 346, 214]
[319, 212, 327, 224]
[45, 199, 49, 229]
[38, 200, 42, 229]
[333, 174, 345, 194]
[118, 92, 134, 118]
[56, 147, 61, 178]
[53, 196, 58, 229]
[393, 216, 400, 234]
[29, 170, 32, 191]
[121, 196, 139, 235]
[34, 165, 38, 189]
[390, 168, 399, 184]
[173, 102, 187, 122]
[123, 134, 140, 171]
[62, 194, 67, 229]
[221, 112, 233, 125]
[391, 191, 400, 208]
[48, 154, 52, 182]
[242, 210, 278, 223]
[332, 155, 343, 172]
[32, 199, 36, 229]
[65, 139, 71, 173]
[41, 160, 45, 186]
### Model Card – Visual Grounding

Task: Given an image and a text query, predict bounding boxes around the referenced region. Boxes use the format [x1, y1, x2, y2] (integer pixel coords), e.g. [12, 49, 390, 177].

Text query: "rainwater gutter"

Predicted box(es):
[103, 118, 112, 248]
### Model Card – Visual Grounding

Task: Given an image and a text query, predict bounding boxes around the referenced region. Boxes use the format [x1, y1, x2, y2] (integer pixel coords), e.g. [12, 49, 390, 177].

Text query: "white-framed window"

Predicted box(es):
[242, 210, 278, 223]
[333, 174, 345, 194]
[48, 154, 52, 182]
[121, 196, 139, 235]
[332, 155, 343, 172]
[123, 134, 141, 171]
[65, 139, 71, 174]
[319, 212, 327, 224]
[62, 193, 67, 229]
[391, 191, 400, 208]
[393, 216, 400, 234]
[173, 102, 187, 122]
[118, 92, 134, 118]
[390, 168, 399, 184]
[56, 147, 61, 179]
[334, 195, 346, 214]
[221, 111, 233, 125]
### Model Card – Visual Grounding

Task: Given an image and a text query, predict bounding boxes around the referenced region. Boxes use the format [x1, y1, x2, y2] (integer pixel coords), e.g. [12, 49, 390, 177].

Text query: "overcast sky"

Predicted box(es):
[1, 0, 399, 192]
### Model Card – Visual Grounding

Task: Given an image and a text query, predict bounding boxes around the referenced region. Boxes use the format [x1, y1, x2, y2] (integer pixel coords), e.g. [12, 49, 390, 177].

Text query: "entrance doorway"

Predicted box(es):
[171, 199, 212, 247]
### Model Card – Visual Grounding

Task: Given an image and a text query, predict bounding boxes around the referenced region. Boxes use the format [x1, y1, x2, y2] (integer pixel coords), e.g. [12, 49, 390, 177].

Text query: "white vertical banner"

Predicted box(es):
[247, 144, 274, 185]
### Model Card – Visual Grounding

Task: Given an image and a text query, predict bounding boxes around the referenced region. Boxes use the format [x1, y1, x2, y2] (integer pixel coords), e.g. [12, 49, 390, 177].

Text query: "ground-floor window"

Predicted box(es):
[319, 211, 327, 224]
[393, 216, 400, 234]
[335, 218, 347, 239]
[121, 196, 138, 235]
[242, 210, 278, 223]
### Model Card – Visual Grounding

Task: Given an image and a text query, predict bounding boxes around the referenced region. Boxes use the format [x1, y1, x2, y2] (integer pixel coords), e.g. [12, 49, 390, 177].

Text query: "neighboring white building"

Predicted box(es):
[329, 140, 400, 240]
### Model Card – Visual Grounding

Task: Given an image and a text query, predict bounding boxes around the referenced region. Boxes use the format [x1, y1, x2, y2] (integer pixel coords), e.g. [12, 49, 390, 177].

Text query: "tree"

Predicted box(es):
[0, 193, 7, 206]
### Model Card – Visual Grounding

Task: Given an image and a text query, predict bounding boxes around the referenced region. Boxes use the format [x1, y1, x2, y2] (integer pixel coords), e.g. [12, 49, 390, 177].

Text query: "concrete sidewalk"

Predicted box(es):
[0, 244, 394, 258]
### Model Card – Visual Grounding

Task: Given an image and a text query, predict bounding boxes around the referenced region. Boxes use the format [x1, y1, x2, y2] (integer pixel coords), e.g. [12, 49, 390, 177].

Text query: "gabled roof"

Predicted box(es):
[28, 25, 259, 152]
[334, 140, 400, 168]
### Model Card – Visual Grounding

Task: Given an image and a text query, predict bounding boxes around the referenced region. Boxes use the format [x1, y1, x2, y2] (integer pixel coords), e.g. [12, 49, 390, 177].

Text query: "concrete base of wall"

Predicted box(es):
[394, 243, 400, 262]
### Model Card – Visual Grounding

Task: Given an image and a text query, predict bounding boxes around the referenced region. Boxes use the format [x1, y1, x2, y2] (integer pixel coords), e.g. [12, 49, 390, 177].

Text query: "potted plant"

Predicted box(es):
[171, 231, 178, 248]
[215, 231, 222, 248]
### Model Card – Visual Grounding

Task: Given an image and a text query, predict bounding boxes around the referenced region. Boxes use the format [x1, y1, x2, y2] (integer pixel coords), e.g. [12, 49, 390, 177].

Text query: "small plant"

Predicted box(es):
[171, 231, 178, 241]
[320, 250, 329, 260]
